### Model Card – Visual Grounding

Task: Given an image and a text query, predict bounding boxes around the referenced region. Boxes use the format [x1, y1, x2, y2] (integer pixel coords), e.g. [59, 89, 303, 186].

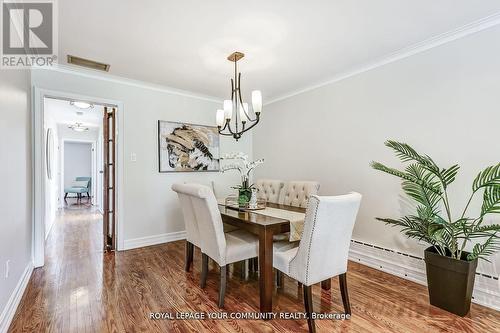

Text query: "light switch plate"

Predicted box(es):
[130, 153, 137, 162]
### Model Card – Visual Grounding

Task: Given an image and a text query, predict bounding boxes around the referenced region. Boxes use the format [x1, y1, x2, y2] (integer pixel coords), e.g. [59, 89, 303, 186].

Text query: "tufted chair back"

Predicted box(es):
[279, 181, 320, 208]
[172, 183, 200, 247]
[255, 179, 284, 204]
[289, 193, 362, 285]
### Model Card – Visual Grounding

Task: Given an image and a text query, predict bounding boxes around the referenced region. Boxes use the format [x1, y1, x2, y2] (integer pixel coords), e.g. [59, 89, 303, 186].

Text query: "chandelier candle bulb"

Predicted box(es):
[216, 109, 225, 127]
[252, 90, 262, 114]
[223, 100, 233, 120]
[239, 103, 249, 123]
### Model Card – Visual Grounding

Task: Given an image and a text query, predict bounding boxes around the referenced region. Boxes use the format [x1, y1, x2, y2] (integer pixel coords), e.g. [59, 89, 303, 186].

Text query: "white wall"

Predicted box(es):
[63, 142, 92, 190]
[254, 25, 500, 276]
[0, 70, 32, 331]
[32, 68, 252, 247]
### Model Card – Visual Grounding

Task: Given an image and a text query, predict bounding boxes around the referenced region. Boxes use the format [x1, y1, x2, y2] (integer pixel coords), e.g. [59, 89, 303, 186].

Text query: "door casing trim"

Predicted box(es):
[32, 87, 125, 268]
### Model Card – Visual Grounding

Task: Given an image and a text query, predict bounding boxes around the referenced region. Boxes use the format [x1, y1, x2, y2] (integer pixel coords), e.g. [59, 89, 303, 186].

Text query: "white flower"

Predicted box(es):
[220, 152, 265, 181]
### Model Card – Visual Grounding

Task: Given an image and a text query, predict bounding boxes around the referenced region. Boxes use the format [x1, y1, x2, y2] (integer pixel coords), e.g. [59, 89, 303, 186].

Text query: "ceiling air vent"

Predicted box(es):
[67, 55, 110, 72]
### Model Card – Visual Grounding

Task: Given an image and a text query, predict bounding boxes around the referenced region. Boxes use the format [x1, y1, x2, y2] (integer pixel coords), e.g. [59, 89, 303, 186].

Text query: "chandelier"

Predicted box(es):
[216, 52, 262, 141]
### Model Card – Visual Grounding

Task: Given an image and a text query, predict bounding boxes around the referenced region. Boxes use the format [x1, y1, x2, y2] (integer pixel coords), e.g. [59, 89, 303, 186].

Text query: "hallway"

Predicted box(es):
[9, 200, 105, 332]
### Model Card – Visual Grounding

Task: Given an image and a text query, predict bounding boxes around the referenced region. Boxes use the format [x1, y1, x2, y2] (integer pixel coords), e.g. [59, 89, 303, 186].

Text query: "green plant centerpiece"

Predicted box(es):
[371, 140, 500, 316]
[221, 152, 264, 207]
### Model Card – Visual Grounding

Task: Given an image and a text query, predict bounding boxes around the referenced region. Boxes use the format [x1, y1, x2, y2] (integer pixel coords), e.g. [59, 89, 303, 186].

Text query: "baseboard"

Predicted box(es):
[0, 262, 33, 333]
[349, 240, 500, 311]
[123, 231, 187, 250]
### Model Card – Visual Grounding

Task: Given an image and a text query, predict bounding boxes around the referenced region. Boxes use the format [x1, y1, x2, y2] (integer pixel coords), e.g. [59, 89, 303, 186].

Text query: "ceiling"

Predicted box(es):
[58, 0, 500, 101]
[44, 98, 103, 128]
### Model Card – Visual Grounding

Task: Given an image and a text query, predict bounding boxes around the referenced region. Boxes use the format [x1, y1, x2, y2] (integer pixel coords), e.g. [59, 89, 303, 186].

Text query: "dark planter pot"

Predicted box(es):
[424, 246, 478, 316]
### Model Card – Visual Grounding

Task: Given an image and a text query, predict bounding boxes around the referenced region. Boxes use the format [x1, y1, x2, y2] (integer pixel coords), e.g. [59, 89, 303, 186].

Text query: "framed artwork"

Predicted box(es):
[158, 120, 220, 172]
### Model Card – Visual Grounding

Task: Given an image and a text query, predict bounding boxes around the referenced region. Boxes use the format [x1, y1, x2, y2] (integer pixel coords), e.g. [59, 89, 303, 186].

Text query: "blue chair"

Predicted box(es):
[64, 177, 91, 201]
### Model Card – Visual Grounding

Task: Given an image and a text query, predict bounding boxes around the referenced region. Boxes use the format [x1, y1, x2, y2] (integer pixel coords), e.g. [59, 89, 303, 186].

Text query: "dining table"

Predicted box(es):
[218, 201, 330, 315]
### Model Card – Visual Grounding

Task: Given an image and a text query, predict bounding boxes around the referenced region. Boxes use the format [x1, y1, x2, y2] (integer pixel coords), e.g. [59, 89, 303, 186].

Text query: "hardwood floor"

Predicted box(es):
[8, 201, 500, 332]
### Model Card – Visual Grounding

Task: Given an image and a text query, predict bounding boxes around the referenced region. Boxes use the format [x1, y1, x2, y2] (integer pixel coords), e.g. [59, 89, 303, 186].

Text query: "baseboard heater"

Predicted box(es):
[349, 240, 498, 281]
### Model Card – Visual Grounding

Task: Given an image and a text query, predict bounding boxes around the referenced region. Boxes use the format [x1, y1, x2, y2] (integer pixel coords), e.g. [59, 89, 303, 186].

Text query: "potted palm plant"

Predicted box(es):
[371, 140, 500, 316]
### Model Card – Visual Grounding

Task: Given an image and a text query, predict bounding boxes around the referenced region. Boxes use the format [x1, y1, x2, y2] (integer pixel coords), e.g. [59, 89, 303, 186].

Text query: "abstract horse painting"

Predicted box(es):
[158, 121, 220, 172]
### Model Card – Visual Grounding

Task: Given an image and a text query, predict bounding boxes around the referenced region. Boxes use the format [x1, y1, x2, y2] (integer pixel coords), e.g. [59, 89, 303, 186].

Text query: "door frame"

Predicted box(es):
[32, 87, 125, 268]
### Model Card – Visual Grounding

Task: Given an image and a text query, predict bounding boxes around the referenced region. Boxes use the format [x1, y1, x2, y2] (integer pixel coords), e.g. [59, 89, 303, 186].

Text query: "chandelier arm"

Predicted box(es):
[238, 113, 260, 134]
[219, 119, 230, 132]
[237, 72, 257, 122]
[231, 78, 234, 100]
[218, 131, 234, 136]
[226, 117, 236, 136]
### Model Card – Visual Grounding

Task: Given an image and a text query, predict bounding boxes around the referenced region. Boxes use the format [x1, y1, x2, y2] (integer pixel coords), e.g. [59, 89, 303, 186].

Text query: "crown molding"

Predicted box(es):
[265, 11, 500, 105]
[33, 63, 223, 104]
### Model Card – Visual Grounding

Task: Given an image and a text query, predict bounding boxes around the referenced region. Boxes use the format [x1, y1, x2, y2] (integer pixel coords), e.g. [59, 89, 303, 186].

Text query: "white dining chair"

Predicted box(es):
[272, 180, 320, 242]
[273, 193, 362, 333]
[188, 183, 260, 308]
[255, 179, 284, 203]
[172, 183, 200, 272]
[279, 180, 320, 208]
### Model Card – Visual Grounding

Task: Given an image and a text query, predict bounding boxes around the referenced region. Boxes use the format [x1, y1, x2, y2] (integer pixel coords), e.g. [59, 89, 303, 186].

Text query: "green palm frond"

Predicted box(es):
[376, 216, 444, 245]
[466, 224, 500, 239]
[416, 205, 436, 220]
[481, 185, 500, 216]
[384, 141, 435, 167]
[403, 163, 442, 210]
[384, 141, 461, 189]
[441, 164, 460, 187]
[371, 161, 443, 196]
[473, 163, 500, 191]
[467, 235, 500, 261]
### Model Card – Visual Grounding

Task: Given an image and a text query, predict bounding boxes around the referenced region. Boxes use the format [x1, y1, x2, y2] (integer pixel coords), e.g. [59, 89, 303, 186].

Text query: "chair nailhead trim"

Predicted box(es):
[288, 195, 320, 285]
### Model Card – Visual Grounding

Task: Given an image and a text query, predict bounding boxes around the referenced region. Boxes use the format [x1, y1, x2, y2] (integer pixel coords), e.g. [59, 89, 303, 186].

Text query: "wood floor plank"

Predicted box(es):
[7, 199, 500, 333]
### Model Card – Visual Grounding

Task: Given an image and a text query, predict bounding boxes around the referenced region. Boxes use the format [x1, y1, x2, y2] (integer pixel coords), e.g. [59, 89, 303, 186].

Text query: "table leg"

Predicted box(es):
[321, 278, 331, 290]
[259, 227, 274, 314]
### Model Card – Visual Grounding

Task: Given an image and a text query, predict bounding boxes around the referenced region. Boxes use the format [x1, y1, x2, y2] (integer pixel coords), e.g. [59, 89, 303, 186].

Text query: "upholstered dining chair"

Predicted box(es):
[272, 180, 320, 242]
[188, 183, 260, 308]
[273, 193, 362, 333]
[279, 180, 320, 208]
[172, 183, 201, 272]
[255, 179, 284, 204]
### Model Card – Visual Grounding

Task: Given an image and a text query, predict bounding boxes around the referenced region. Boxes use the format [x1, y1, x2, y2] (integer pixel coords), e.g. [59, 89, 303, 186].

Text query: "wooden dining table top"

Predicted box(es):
[218, 201, 306, 226]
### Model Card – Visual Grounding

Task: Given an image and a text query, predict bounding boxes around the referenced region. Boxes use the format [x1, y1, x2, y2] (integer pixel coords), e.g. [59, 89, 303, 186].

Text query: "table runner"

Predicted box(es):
[253, 207, 305, 241]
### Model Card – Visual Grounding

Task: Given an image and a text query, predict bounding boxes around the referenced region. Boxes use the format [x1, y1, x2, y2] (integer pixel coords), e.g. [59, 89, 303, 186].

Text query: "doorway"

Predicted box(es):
[62, 141, 94, 204]
[33, 88, 123, 268]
